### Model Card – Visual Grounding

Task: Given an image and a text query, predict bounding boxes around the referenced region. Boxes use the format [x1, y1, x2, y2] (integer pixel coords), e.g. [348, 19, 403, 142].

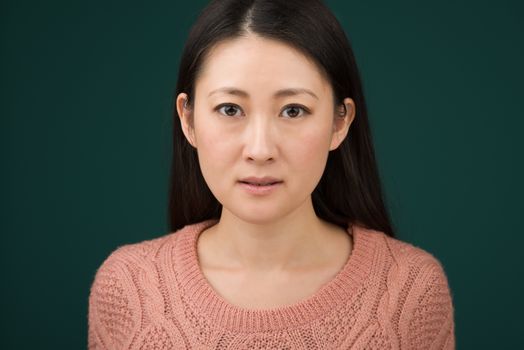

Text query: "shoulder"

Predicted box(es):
[102, 233, 175, 266]
[88, 234, 173, 296]
[87, 233, 177, 349]
[380, 232, 454, 309]
[371, 228, 453, 304]
[358, 226, 450, 281]
[359, 227, 455, 348]
[90, 219, 211, 289]
[89, 232, 178, 307]
[395, 238, 446, 272]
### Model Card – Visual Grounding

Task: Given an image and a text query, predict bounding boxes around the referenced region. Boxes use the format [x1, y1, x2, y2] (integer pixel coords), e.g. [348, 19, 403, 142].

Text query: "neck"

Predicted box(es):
[198, 198, 348, 272]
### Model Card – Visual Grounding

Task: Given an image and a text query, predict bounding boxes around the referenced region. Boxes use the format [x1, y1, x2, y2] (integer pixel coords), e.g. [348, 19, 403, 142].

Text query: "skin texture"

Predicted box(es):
[176, 34, 356, 305]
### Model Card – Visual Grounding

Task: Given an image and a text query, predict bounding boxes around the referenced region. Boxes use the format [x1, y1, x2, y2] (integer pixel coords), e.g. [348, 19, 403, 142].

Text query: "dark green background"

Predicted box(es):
[2, 0, 522, 348]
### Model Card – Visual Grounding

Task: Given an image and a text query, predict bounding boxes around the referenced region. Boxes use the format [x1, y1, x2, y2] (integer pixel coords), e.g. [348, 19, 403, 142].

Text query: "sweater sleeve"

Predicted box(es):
[87, 248, 138, 350]
[406, 256, 456, 350]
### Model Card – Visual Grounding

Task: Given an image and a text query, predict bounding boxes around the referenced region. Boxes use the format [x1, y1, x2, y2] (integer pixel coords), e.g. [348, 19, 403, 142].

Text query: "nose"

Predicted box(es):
[243, 115, 277, 163]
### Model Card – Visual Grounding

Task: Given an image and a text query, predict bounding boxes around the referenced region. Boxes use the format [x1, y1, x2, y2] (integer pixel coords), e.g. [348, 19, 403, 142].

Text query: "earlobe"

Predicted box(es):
[329, 97, 356, 151]
[176, 92, 197, 148]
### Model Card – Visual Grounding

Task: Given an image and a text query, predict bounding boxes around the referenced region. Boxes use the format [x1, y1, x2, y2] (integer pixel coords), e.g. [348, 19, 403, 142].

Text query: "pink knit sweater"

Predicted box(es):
[88, 219, 455, 349]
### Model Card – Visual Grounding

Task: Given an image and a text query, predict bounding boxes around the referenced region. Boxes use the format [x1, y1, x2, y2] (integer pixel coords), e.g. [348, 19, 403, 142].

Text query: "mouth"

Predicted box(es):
[238, 176, 283, 186]
[238, 181, 282, 186]
[238, 180, 283, 195]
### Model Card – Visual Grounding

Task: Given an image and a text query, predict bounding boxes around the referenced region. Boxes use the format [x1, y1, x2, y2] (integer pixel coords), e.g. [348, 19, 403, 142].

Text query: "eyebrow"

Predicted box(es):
[208, 87, 319, 100]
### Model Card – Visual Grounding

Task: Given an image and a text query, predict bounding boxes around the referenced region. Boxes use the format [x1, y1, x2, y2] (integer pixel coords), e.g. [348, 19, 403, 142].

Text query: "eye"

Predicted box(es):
[281, 105, 310, 119]
[215, 103, 243, 117]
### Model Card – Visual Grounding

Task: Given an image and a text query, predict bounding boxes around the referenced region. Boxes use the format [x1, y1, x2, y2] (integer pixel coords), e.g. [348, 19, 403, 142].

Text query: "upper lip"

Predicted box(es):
[239, 176, 283, 185]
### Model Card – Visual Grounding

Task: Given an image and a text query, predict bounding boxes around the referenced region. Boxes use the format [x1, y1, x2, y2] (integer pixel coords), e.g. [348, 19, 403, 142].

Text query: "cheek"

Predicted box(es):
[193, 124, 235, 190]
[291, 126, 332, 172]
[196, 130, 225, 166]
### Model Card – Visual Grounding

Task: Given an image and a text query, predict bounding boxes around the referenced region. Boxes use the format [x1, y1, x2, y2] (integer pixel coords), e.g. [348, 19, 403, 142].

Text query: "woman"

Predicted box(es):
[88, 0, 455, 348]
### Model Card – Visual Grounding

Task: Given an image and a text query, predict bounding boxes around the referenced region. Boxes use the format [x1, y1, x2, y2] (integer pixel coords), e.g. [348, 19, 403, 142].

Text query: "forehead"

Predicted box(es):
[196, 35, 331, 97]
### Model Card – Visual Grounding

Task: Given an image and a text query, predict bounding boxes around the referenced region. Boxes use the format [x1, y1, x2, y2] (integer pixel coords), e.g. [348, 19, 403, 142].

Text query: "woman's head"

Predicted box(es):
[176, 34, 355, 226]
[170, 0, 395, 237]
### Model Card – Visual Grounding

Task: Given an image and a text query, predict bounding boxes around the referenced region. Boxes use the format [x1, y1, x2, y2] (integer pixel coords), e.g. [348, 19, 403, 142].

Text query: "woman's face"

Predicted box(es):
[176, 35, 355, 224]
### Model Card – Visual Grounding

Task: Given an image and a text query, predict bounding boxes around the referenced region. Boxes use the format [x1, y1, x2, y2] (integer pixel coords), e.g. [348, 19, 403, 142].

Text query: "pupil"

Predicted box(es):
[288, 107, 298, 117]
[226, 106, 236, 116]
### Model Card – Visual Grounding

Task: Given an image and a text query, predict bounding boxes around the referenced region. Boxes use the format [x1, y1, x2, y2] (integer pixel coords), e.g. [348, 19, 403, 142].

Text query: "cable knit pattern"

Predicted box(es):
[88, 219, 455, 349]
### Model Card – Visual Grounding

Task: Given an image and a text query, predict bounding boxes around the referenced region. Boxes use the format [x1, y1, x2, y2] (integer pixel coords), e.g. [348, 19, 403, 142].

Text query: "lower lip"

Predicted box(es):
[239, 181, 283, 195]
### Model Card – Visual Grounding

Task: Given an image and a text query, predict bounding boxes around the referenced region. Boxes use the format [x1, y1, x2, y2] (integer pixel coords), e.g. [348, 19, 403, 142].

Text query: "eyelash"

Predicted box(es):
[214, 103, 311, 119]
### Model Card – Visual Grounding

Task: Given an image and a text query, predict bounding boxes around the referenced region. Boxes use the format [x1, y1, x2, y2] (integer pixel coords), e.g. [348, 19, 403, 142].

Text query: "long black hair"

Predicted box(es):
[169, 0, 396, 238]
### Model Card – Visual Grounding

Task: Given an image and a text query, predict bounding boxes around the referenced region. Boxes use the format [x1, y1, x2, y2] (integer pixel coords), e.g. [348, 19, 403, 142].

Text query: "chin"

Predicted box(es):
[235, 212, 280, 225]
[221, 204, 285, 225]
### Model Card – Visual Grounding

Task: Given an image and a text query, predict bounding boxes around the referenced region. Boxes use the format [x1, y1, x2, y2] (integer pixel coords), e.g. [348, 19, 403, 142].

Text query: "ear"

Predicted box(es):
[329, 97, 356, 151]
[176, 92, 197, 148]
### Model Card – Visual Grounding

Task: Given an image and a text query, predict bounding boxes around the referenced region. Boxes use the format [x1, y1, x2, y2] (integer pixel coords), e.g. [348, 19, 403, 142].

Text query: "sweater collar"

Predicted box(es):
[168, 219, 376, 333]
